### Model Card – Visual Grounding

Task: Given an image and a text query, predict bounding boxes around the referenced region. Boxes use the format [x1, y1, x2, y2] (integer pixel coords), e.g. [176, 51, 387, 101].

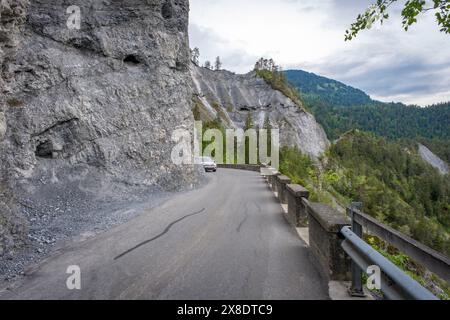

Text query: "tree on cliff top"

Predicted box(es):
[254, 57, 306, 110]
[214, 56, 222, 71]
[345, 0, 450, 41]
[204, 60, 212, 70]
[191, 47, 200, 66]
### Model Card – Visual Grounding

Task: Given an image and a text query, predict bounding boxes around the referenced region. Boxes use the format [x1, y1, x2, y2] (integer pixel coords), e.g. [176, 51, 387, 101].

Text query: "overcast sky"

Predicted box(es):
[189, 0, 450, 106]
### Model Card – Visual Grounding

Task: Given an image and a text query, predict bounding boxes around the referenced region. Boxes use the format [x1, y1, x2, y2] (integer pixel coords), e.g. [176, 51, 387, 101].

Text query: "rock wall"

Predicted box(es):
[191, 65, 330, 158]
[0, 0, 197, 258]
[0, 0, 30, 260]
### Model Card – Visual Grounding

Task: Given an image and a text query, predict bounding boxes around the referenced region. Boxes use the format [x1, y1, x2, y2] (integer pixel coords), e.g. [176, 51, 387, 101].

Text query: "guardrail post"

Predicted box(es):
[348, 202, 366, 297]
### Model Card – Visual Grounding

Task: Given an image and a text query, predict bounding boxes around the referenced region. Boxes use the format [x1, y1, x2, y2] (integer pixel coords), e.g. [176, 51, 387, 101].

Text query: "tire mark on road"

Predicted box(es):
[114, 208, 206, 260]
[236, 203, 249, 233]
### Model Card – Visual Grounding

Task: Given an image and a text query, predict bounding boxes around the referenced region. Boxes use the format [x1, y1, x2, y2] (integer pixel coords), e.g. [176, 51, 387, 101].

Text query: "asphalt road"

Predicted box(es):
[0, 169, 329, 300]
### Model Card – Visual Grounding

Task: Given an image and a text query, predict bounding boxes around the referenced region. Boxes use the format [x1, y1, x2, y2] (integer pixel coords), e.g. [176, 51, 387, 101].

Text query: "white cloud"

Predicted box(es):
[189, 0, 450, 106]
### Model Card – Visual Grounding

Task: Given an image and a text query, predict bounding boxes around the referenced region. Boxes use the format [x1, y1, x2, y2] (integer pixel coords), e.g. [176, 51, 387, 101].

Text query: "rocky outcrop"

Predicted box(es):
[418, 144, 449, 175]
[191, 65, 330, 158]
[0, 0, 28, 94]
[0, 0, 197, 260]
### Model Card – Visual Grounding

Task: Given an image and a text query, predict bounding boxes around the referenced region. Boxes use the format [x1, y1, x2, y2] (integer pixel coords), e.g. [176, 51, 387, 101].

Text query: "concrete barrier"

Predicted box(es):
[306, 201, 351, 281]
[260, 165, 273, 179]
[217, 164, 261, 172]
[275, 175, 291, 204]
[262, 170, 354, 288]
[268, 169, 280, 192]
[285, 184, 310, 227]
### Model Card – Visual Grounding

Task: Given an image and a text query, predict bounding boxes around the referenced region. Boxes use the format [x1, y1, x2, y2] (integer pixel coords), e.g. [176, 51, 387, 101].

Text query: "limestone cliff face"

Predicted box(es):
[191, 65, 330, 158]
[0, 0, 196, 257]
[0, 0, 29, 258]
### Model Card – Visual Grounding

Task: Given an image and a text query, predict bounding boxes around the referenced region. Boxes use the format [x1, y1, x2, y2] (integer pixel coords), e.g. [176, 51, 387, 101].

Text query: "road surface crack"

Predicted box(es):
[114, 208, 206, 260]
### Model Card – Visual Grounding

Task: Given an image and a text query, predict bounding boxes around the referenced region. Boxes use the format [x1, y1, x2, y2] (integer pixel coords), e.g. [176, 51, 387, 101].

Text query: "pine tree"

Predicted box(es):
[190, 47, 200, 66]
[204, 61, 212, 70]
[214, 56, 222, 71]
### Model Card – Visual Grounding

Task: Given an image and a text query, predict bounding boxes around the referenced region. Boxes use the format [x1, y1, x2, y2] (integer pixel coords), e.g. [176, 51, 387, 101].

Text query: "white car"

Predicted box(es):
[197, 156, 217, 172]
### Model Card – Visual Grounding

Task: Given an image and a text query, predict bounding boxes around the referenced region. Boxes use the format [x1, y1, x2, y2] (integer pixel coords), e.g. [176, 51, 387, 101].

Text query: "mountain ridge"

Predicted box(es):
[285, 69, 373, 107]
[284, 69, 450, 143]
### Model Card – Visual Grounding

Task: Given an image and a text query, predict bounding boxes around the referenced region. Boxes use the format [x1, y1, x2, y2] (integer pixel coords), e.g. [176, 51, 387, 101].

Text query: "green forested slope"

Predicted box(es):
[309, 101, 450, 141]
[285, 69, 372, 107]
[280, 131, 450, 256]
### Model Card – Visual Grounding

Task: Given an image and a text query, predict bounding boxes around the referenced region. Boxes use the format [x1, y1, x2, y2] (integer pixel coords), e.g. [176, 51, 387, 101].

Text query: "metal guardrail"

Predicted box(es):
[341, 226, 438, 300]
[341, 204, 448, 300]
[349, 206, 450, 283]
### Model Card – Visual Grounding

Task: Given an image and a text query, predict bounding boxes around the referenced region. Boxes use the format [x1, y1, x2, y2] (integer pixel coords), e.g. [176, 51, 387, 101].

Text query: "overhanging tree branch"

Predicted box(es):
[345, 0, 450, 41]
